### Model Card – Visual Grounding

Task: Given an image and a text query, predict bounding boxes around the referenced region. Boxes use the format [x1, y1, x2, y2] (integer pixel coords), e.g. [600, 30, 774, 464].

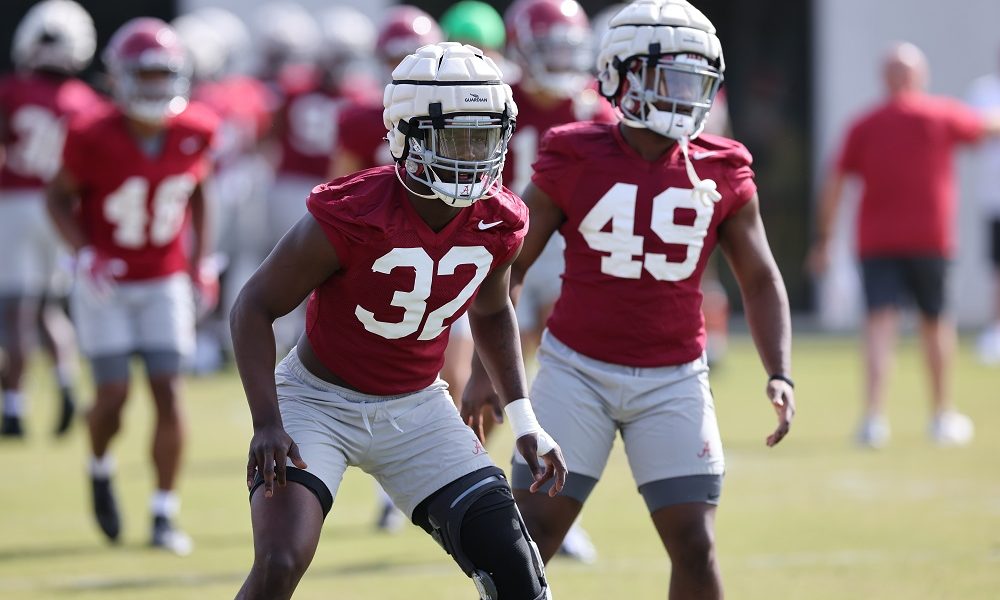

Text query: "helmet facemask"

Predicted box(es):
[115, 65, 190, 126]
[616, 51, 721, 140]
[397, 109, 513, 208]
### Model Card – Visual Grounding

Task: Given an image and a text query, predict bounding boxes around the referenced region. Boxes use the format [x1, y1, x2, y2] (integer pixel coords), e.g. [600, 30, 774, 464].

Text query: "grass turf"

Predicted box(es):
[1, 335, 998, 599]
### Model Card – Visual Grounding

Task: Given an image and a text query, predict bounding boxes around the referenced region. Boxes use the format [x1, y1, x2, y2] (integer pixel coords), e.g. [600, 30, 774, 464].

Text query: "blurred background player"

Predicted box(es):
[173, 7, 274, 374]
[45, 17, 219, 554]
[503, 0, 616, 365]
[0, 0, 100, 438]
[809, 42, 1000, 448]
[966, 48, 1000, 365]
[462, 2, 796, 595]
[326, 5, 444, 533]
[267, 4, 377, 357]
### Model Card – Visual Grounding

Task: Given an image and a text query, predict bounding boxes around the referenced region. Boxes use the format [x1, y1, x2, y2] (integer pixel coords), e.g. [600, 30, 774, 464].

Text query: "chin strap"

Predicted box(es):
[677, 136, 722, 208]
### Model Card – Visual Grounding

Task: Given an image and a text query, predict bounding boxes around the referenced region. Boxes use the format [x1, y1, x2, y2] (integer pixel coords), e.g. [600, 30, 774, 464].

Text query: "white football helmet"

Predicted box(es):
[250, 2, 321, 79]
[384, 42, 517, 207]
[317, 6, 377, 81]
[596, 0, 724, 141]
[12, 0, 96, 74]
[174, 8, 252, 81]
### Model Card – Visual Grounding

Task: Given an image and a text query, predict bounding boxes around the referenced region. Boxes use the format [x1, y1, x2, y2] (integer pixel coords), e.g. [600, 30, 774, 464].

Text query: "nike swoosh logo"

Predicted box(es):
[478, 220, 503, 230]
[692, 151, 718, 160]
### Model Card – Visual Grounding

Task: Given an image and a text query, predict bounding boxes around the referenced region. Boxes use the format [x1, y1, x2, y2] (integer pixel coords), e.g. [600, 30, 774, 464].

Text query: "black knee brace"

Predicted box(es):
[415, 466, 550, 600]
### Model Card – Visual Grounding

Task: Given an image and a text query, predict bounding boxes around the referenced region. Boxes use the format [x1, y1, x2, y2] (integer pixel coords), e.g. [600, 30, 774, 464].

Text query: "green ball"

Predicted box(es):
[440, 0, 505, 51]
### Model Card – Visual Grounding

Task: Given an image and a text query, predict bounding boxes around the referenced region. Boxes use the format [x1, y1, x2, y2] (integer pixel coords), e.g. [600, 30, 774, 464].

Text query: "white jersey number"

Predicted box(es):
[103, 175, 197, 248]
[7, 105, 67, 180]
[356, 246, 493, 340]
[288, 94, 341, 156]
[579, 184, 714, 282]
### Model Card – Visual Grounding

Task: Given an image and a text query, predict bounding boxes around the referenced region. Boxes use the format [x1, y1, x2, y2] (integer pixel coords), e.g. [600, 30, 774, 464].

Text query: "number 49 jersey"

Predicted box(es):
[306, 166, 528, 395]
[534, 122, 756, 367]
[61, 104, 218, 280]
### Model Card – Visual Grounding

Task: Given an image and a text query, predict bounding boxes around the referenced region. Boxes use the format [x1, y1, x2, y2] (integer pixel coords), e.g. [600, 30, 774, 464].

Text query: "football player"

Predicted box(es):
[45, 18, 219, 555]
[325, 8, 446, 532]
[503, 0, 617, 367]
[0, 0, 101, 438]
[464, 2, 795, 597]
[233, 42, 565, 600]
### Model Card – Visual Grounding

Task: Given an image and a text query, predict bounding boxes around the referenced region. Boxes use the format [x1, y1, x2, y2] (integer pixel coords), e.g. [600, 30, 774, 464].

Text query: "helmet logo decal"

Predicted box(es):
[465, 93, 489, 103]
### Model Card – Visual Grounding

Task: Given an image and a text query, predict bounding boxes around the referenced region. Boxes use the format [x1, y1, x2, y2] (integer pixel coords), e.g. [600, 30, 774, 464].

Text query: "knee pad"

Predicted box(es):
[423, 466, 550, 600]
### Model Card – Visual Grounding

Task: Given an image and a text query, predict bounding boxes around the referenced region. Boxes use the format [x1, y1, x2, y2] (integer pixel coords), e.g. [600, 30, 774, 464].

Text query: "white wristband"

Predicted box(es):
[504, 398, 556, 456]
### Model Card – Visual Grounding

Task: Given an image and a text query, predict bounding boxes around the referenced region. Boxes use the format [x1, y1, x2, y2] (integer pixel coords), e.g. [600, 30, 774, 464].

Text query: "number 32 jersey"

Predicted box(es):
[533, 122, 756, 367]
[306, 166, 528, 395]
[61, 104, 218, 280]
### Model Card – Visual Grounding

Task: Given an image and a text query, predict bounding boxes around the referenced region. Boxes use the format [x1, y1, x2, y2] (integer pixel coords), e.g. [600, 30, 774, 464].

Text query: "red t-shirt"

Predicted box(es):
[61, 103, 218, 280]
[0, 72, 105, 190]
[335, 96, 393, 170]
[533, 122, 756, 367]
[836, 92, 984, 257]
[305, 166, 528, 394]
[503, 81, 617, 194]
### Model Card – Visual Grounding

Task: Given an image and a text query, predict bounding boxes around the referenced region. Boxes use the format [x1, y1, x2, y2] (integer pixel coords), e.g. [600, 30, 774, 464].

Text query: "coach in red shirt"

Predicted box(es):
[809, 42, 1000, 448]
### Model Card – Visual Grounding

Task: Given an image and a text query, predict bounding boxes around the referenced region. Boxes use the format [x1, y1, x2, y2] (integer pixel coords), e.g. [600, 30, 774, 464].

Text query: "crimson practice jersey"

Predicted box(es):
[306, 166, 528, 394]
[533, 122, 756, 367]
[61, 103, 218, 280]
[503, 82, 616, 194]
[335, 96, 393, 170]
[276, 85, 371, 178]
[0, 72, 104, 191]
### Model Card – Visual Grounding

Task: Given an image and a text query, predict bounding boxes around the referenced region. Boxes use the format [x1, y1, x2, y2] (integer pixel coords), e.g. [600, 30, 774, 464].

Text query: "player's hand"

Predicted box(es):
[75, 246, 126, 303]
[246, 423, 308, 498]
[765, 379, 796, 447]
[805, 240, 830, 275]
[192, 258, 221, 319]
[516, 434, 568, 497]
[460, 369, 503, 443]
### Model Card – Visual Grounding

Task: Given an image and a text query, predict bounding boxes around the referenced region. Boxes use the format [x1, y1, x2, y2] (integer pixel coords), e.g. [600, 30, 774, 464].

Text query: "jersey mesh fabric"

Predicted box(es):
[306, 166, 528, 394]
[532, 122, 755, 367]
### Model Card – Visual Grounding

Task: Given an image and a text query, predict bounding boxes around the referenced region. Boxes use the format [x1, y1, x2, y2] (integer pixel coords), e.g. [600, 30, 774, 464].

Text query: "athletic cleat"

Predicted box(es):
[91, 475, 121, 542]
[151, 515, 194, 556]
[1, 415, 24, 438]
[376, 499, 406, 533]
[54, 388, 76, 437]
[928, 411, 974, 447]
[557, 522, 598, 564]
[855, 415, 890, 449]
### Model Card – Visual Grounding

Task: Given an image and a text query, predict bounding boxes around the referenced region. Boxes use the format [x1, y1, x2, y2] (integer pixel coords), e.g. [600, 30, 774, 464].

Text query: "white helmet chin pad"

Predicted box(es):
[384, 42, 517, 206]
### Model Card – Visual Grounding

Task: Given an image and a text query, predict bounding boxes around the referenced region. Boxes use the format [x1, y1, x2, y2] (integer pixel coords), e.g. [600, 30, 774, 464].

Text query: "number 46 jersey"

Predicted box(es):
[61, 103, 218, 280]
[306, 166, 528, 395]
[534, 122, 757, 368]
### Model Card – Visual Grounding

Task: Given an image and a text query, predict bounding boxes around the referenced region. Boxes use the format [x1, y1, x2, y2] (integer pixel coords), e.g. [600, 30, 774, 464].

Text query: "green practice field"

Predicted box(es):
[1, 335, 998, 599]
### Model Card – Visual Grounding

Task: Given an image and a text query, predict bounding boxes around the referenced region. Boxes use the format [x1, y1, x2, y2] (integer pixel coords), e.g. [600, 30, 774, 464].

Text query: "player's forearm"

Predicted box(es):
[189, 184, 214, 268]
[229, 292, 282, 429]
[468, 302, 529, 404]
[45, 194, 87, 252]
[739, 270, 792, 378]
[814, 173, 845, 244]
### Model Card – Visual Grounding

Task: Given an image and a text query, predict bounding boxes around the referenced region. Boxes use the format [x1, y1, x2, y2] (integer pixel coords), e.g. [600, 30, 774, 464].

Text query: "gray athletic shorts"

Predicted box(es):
[274, 350, 495, 519]
[515, 234, 564, 332]
[512, 331, 725, 511]
[0, 190, 70, 296]
[71, 272, 195, 358]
